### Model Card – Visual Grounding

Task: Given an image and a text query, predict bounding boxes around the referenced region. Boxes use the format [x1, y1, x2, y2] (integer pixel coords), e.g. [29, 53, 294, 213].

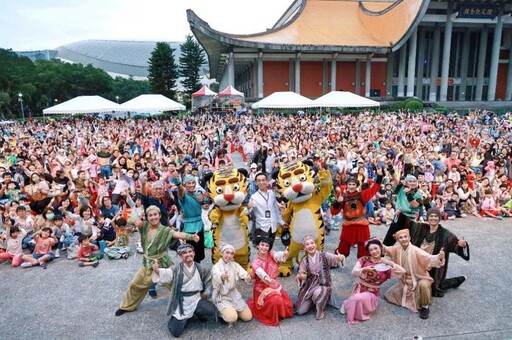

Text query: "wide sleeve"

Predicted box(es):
[235, 262, 250, 280]
[390, 262, 406, 277]
[351, 259, 364, 278]
[152, 267, 174, 284]
[272, 250, 287, 263]
[324, 251, 343, 268]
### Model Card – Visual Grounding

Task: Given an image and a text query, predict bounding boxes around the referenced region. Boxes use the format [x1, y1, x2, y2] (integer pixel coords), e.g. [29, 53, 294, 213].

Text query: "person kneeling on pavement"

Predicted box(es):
[152, 243, 217, 338]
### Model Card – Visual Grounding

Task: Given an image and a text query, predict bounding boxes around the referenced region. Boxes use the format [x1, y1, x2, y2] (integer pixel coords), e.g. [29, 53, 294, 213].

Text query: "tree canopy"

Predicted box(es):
[179, 34, 207, 108]
[148, 42, 179, 101]
[0, 48, 151, 119]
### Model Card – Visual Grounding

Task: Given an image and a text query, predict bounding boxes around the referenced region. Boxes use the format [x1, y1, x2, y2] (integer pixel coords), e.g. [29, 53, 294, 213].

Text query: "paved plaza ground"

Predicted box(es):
[1, 216, 511, 340]
[1, 153, 511, 339]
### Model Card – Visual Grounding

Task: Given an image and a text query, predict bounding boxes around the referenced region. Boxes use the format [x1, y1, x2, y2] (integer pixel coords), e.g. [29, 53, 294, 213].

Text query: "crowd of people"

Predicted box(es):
[0, 109, 511, 336]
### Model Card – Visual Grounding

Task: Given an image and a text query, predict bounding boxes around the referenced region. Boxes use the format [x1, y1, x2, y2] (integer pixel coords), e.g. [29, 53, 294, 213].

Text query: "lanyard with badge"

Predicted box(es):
[258, 190, 271, 218]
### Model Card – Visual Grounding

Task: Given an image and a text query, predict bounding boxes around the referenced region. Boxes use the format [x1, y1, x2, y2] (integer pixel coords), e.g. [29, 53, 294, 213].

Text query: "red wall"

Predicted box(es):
[263, 61, 289, 96]
[261, 59, 389, 97]
[300, 61, 324, 97]
[336, 61, 356, 92]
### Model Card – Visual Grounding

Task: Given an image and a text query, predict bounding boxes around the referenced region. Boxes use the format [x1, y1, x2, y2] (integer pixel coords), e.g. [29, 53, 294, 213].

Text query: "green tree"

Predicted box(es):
[108, 76, 151, 103]
[179, 35, 206, 108]
[148, 42, 178, 100]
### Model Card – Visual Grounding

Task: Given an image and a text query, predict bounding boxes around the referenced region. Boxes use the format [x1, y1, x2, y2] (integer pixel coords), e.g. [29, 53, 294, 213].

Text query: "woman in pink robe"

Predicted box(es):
[342, 238, 405, 324]
[247, 237, 293, 326]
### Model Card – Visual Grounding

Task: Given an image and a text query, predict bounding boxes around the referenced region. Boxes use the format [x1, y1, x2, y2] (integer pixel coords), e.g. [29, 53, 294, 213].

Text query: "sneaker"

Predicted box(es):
[495, 215, 503, 220]
[39, 261, 47, 269]
[92, 261, 100, 268]
[419, 307, 430, 319]
[55, 249, 60, 258]
[447, 216, 456, 220]
[339, 304, 346, 315]
[136, 242, 144, 254]
[21, 262, 33, 268]
[460, 213, 467, 218]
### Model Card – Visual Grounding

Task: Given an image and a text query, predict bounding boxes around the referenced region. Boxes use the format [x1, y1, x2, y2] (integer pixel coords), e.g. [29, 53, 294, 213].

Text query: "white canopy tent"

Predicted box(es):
[252, 91, 315, 109]
[313, 91, 380, 108]
[43, 95, 119, 115]
[116, 94, 185, 113]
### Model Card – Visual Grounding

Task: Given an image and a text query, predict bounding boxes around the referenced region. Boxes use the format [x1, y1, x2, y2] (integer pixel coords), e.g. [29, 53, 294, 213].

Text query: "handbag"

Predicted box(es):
[204, 230, 214, 249]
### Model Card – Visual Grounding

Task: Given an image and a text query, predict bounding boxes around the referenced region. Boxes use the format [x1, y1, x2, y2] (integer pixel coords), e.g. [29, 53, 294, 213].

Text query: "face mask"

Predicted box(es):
[46, 213, 55, 220]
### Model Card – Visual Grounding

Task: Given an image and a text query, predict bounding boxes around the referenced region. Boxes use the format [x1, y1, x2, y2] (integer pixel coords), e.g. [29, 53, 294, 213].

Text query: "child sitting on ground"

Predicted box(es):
[104, 217, 132, 260]
[20, 227, 57, 269]
[379, 201, 395, 226]
[0, 224, 26, 267]
[77, 234, 102, 267]
[479, 188, 503, 220]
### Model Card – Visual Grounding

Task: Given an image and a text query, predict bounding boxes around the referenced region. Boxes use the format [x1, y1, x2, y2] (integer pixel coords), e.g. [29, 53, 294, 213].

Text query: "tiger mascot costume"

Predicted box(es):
[207, 167, 250, 268]
[273, 161, 333, 276]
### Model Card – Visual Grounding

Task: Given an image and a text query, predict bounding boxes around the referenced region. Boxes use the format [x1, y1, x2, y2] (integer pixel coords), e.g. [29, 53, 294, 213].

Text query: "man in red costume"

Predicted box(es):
[331, 168, 383, 258]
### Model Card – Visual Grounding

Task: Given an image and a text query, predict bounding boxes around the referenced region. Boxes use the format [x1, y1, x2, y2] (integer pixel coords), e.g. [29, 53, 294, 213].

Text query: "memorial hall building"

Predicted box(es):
[188, 0, 512, 102]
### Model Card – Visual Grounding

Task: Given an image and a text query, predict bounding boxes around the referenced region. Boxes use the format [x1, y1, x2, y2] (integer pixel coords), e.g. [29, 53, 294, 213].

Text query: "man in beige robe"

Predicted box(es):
[384, 229, 445, 319]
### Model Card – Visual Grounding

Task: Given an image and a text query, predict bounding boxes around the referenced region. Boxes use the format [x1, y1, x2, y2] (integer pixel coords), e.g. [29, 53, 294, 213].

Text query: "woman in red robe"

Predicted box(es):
[247, 237, 293, 326]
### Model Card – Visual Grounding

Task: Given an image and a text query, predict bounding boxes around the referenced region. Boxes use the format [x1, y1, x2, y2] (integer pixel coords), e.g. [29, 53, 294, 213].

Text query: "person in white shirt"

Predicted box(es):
[246, 172, 286, 245]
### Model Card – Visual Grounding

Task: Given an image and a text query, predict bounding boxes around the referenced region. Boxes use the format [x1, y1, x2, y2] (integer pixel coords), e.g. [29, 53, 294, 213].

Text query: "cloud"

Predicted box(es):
[0, 0, 294, 50]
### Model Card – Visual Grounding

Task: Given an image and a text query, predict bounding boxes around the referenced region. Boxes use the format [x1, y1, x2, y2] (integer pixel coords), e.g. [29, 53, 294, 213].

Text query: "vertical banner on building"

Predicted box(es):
[456, 5, 499, 19]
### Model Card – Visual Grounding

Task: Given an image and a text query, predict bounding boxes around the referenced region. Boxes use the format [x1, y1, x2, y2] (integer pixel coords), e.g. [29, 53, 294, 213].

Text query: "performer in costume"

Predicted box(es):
[273, 161, 333, 276]
[207, 167, 250, 268]
[409, 208, 469, 297]
[384, 229, 445, 320]
[152, 243, 216, 338]
[294, 235, 345, 320]
[341, 238, 405, 324]
[331, 168, 383, 258]
[383, 174, 424, 246]
[115, 206, 199, 316]
[247, 237, 293, 326]
[177, 175, 206, 263]
[211, 244, 253, 327]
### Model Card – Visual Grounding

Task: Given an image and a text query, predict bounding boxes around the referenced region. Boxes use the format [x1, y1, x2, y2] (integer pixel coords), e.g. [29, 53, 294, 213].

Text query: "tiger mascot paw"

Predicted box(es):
[279, 266, 293, 277]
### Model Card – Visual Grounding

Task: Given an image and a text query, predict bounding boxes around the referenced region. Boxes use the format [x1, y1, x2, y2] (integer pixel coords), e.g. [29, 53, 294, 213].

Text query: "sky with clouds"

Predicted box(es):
[0, 0, 294, 51]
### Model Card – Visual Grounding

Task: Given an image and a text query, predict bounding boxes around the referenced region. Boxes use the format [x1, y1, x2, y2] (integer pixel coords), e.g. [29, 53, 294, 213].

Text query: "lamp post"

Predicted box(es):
[18, 93, 25, 123]
[116, 95, 119, 104]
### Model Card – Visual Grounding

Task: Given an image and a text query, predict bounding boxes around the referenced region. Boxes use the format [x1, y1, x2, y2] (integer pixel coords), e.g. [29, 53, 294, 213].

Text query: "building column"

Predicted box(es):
[322, 59, 328, 94]
[355, 59, 361, 95]
[228, 52, 235, 87]
[386, 51, 394, 96]
[257, 52, 264, 98]
[487, 12, 504, 101]
[295, 52, 301, 94]
[458, 29, 471, 101]
[365, 54, 372, 97]
[416, 29, 426, 99]
[475, 27, 488, 101]
[397, 46, 407, 97]
[407, 28, 417, 97]
[506, 44, 512, 101]
[331, 53, 338, 92]
[440, 3, 453, 102]
[429, 26, 441, 101]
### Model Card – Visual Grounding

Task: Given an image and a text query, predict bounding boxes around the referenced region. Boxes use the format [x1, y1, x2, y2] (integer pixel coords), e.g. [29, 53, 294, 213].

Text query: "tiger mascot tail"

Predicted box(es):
[207, 167, 250, 269]
[273, 160, 333, 276]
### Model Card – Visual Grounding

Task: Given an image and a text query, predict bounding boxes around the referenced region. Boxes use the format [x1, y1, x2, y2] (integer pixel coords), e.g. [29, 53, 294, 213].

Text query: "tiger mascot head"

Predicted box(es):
[207, 167, 249, 211]
[273, 161, 317, 204]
